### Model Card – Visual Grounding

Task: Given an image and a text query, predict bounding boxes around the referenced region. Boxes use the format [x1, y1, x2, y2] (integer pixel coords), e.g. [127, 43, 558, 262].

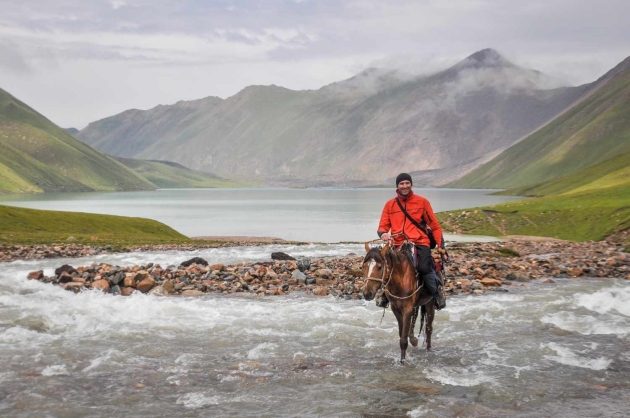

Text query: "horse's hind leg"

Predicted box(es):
[425, 304, 435, 351]
[409, 305, 419, 347]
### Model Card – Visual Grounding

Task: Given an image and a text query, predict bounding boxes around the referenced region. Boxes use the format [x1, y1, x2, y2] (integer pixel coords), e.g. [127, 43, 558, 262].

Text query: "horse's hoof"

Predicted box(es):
[426, 346, 432, 352]
[409, 336, 418, 347]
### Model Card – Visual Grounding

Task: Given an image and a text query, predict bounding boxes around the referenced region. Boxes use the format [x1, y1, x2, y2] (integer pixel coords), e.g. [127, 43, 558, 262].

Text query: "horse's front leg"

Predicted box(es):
[399, 309, 413, 363]
[425, 304, 435, 351]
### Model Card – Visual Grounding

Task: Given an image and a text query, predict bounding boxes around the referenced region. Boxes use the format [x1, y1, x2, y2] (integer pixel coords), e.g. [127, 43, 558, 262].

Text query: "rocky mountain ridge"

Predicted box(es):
[78, 49, 596, 186]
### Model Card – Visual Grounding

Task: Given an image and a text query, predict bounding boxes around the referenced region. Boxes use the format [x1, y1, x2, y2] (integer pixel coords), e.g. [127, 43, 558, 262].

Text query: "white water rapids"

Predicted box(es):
[1, 245, 629, 417]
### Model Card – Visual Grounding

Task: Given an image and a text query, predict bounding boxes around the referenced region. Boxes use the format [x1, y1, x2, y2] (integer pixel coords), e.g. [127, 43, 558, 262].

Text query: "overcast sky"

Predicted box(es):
[1, 0, 628, 128]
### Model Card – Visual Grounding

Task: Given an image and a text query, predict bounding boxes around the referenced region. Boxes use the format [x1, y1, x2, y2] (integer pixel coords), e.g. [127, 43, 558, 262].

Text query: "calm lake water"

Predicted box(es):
[0, 188, 519, 242]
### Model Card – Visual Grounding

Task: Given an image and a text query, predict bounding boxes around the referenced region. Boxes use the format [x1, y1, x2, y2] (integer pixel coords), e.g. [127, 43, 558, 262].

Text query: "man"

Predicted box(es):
[377, 173, 446, 310]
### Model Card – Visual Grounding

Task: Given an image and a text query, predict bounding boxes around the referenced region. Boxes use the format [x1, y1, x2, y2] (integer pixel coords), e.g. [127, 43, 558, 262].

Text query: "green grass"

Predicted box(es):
[439, 184, 630, 243]
[0, 204, 192, 247]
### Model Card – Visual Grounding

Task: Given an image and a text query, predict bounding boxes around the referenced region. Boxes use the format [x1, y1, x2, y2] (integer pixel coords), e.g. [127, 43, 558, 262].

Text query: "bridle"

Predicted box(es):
[363, 239, 423, 301]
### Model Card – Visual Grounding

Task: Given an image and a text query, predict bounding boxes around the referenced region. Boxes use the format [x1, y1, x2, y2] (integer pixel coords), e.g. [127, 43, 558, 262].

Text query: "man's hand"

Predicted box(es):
[380, 232, 392, 241]
[436, 247, 446, 255]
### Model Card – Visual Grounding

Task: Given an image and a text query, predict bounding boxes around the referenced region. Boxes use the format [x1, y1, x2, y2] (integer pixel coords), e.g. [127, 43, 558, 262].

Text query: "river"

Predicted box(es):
[1, 246, 628, 417]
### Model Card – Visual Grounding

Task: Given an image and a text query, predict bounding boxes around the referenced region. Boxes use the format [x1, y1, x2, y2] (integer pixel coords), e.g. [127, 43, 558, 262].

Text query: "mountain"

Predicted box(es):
[450, 56, 630, 190]
[78, 49, 593, 186]
[115, 157, 241, 188]
[0, 88, 155, 194]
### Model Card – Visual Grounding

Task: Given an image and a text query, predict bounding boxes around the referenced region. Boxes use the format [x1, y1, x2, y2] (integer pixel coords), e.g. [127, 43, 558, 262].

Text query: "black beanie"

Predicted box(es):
[395, 173, 412, 186]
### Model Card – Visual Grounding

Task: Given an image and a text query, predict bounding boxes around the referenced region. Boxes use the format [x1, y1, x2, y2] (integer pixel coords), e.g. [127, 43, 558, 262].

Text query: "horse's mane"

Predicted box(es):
[364, 245, 413, 272]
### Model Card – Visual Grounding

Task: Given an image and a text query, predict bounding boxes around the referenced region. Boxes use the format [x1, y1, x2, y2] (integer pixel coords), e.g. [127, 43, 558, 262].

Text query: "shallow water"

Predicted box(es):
[1, 247, 628, 417]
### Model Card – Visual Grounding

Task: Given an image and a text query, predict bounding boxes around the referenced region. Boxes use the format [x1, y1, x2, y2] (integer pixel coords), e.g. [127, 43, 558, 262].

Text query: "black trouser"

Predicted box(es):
[415, 245, 440, 299]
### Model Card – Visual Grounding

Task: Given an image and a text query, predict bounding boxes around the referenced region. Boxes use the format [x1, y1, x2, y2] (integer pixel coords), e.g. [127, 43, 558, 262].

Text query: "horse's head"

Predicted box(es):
[361, 243, 389, 300]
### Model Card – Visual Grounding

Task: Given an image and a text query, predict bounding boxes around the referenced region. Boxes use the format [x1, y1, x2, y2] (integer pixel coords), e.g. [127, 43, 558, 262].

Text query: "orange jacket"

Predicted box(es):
[378, 192, 443, 248]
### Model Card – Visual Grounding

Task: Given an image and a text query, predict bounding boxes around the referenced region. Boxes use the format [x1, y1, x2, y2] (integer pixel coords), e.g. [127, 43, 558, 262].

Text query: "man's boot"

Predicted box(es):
[434, 286, 446, 310]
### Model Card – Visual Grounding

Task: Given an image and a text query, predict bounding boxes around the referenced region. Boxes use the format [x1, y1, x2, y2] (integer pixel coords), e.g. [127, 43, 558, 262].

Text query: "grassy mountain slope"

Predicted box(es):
[506, 151, 630, 196]
[450, 57, 630, 189]
[0, 88, 155, 194]
[0, 205, 189, 246]
[116, 157, 242, 188]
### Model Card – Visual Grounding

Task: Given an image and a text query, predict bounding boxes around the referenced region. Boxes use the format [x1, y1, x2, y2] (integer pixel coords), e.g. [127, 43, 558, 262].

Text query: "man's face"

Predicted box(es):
[397, 180, 412, 195]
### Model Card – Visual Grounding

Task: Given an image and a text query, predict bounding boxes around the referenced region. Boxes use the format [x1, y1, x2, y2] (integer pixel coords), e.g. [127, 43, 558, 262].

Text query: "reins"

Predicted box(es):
[364, 236, 423, 301]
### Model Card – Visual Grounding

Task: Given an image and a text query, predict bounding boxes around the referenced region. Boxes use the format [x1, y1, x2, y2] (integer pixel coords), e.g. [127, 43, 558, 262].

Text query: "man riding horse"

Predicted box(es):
[377, 173, 447, 310]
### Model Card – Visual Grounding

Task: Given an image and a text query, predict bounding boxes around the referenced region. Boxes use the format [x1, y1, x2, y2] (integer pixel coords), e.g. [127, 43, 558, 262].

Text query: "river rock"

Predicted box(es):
[181, 289, 204, 297]
[480, 278, 502, 287]
[163, 279, 175, 294]
[109, 271, 125, 286]
[180, 257, 208, 267]
[91, 279, 110, 291]
[137, 277, 156, 293]
[296, 257, 311, 272]
[57, 272, 74, 284]
[27, 270, 44, 280]
[149, 285, 166, 296]
[315, 268, 333, 279]
[64, 282, 84, 292]
[120, 287, 135, 296]
[55, 264, 78, 276]
[209, 263, 225, 271]
[292, 270, 307, 284]
[122, 274, 135, 287]
[505, 272, 530, 282]
[313, 286, 329, 296]
[271, 252, 295, 261]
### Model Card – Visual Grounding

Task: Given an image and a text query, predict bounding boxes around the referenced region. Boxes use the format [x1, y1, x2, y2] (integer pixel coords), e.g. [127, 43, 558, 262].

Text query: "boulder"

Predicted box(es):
[291, 270, 307, 284]
[120, 287, 135, 296]
[180, 257, 208, 267]
[109, 271, 125, 286]
[64, 282, 84, 292]
[315, 268, 333, 279]
[57, 272, 74, 284]
[137, 277, 156, 293]
[296, 257, 311, 272]
[55, 264, 77, 276]
[27, 270, 44, 280]
[91, 279, 110, 291]
[271, 252, 295, 261]
[123, 275, 136, 287]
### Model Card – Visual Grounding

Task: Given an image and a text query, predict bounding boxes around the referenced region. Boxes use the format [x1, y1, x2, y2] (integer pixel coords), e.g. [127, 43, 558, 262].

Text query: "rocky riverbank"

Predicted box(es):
[25, 238, 628, 298]
[0, 239, 300, 263]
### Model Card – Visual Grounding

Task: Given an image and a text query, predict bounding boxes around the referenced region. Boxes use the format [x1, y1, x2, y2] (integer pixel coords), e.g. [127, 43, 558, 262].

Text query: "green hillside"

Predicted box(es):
[506, 151, 630, 196]
[0, 88, 155, 194]
[0, 205, 189, 246]
[439, 182, 629, 243]
[116, 157, 242, 188]
[450, 57, 630, 189]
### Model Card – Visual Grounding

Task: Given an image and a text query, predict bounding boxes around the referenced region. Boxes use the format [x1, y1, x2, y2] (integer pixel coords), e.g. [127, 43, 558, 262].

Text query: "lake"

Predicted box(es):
[0, 187, 519, 242]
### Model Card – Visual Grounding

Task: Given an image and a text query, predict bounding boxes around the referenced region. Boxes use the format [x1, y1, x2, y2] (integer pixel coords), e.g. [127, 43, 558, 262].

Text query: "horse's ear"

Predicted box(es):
[364, 242, 370, 253]
[380, 243, 389, 256]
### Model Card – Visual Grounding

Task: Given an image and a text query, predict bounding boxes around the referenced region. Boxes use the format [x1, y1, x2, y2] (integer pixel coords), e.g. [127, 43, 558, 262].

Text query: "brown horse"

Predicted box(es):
[361, 242, 436, 363]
